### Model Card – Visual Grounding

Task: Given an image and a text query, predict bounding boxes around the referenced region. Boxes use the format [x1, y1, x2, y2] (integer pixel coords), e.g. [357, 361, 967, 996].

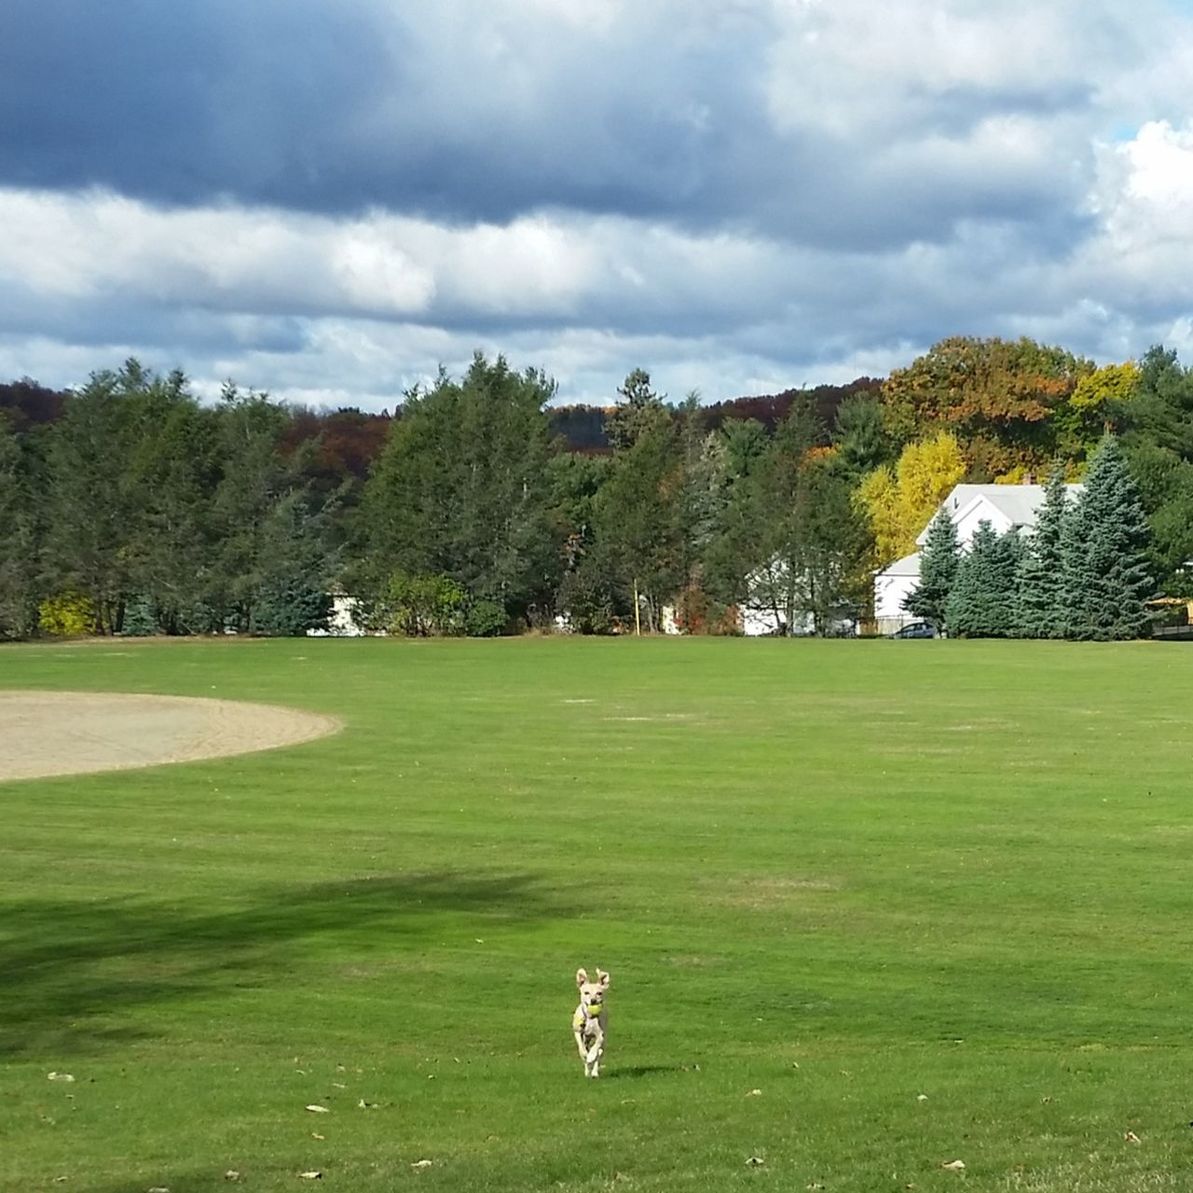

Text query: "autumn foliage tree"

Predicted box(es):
[882, 337, 1092, 479]
[855, 431, 965, 566]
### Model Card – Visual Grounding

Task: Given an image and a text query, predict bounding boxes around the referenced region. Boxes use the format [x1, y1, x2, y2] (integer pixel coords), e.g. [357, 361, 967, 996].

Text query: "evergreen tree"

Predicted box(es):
[1060, 436, 1153, 639]
[745, 398, 824, 633]
[1014, 468, 1070, 638]
[549, 451, 616, 632]
[946, 521, 1019, 638]
[363, 354, 557, 623]
[594, 410, 682, 632]
[833, 395, 892, 475]
[701, 420, 770, 615]
[792, 456, 871, 635]
[42, 368, 139, 633]
[606, 368, 668, 450]
[208, 384, 337, 634]
[122, 369, 219, 634]
[0, 413, 43, 638]
[903, 507, 959, 631]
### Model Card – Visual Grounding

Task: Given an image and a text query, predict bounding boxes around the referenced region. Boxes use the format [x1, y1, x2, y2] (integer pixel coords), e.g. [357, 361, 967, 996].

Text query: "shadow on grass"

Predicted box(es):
[74, 1173, 313, 1193]
[0, 871, 562, 1058]
[607, 1064, 691, 1080]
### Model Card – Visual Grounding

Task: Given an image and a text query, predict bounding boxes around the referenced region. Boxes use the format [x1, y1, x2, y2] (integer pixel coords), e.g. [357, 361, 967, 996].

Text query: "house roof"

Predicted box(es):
[915, 483, 1083, 546]
[880, 551, 921, 578]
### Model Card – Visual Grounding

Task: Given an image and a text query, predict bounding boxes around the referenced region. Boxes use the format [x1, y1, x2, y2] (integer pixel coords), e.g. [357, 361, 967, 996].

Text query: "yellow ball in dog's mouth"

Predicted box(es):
[585, 1003, 602, 1016]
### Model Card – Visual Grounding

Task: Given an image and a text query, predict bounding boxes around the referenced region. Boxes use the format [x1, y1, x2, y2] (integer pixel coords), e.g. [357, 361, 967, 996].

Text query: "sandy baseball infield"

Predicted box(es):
[0, 690, 340, 782]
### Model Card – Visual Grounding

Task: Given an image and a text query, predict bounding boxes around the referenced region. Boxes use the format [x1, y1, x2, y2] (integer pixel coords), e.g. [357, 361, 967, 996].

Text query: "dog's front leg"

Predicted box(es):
[585, 1024, 604, 1078]
[574, 1030, 590, 1075]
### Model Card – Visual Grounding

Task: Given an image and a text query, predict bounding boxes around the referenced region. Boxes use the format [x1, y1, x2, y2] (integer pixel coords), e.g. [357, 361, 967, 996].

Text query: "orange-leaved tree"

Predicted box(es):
[882, 336, 1093, 478]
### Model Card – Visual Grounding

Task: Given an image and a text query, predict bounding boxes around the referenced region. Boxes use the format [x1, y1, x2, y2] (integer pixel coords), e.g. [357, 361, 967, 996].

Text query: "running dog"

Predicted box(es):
[572, 967, 610, 1078]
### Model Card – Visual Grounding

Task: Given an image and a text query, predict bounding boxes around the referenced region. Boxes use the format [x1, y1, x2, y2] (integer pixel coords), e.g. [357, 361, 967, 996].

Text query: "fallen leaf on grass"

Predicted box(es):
[148, 1187, 171, 1192]
[224, 1172, 241, 1182]
[1125, 1131, 1141, 1144]
[745, 1156, 766, 1167]
[916, 1093, 928, 1102]
[746, 1088, 762, 1097]
[310, 1133, 325, 1141]
[411, 1159, 434, 1170]
[305, 1104, 330, 1114]
[299, 1172, 323, 1180]
[358, 1099, 379, 1109]
[48, 1072, 75, 1083]
[332, 1083, 346, 1089]
[941, 1160, 966, 1171]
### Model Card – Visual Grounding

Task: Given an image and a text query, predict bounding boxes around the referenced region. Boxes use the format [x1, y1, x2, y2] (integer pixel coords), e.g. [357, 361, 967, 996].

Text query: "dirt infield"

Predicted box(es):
[0, 690, 340, 782]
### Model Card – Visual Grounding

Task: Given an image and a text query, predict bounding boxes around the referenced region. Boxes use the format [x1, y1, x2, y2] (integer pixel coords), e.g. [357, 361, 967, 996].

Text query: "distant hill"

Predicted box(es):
[700, 378, 883, 438]
[547, 377, 883, 454]
[0, 379, 68, 431]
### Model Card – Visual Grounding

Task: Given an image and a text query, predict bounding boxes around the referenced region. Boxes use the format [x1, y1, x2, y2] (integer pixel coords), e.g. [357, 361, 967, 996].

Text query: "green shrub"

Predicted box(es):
[556, 565, 616, 634]
[465, 599, 506, 637]
[383, 573, 467, 636]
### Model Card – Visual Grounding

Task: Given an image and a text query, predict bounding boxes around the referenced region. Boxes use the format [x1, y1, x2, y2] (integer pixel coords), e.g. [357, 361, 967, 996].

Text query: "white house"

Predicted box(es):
[740, 558, 858, 637]
[874, 482, 1082, 634]
[306, 593, 369, 637]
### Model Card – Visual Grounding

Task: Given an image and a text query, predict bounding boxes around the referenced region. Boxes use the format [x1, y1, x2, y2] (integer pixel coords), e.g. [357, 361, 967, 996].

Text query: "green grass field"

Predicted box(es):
[3, 637, 1193, 1192]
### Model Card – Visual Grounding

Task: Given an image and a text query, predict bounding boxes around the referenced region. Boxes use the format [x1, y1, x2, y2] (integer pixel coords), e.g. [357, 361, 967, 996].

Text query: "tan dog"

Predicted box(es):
[572, 967, 610, 1078]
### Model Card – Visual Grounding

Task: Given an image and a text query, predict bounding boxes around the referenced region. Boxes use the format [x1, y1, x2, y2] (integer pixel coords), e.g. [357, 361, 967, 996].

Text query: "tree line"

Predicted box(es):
[1, 338, 1191, 640]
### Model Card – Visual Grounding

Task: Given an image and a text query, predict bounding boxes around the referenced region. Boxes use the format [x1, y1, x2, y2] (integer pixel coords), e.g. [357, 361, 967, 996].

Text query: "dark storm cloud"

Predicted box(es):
[0, 2, 735, 223]
[0, 0, 1103, 253]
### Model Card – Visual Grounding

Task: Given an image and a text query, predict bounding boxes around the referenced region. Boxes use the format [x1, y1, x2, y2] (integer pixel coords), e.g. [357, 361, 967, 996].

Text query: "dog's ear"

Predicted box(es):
[597, 969, 610, 989]
[575, 967, 589, 987]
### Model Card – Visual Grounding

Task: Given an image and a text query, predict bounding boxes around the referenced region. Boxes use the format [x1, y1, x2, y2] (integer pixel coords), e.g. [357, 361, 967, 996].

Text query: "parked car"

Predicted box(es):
[889, 621, 937, 639]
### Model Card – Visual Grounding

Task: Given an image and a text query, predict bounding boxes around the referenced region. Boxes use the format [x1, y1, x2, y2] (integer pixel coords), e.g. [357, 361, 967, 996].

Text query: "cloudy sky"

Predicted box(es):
[1, 0, 1191, 409]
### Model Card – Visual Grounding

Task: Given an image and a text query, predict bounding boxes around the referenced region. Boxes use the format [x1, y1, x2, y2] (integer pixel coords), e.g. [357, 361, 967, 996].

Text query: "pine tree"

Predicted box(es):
[1014, 468, 1069, 638]
[42, 370, 139, 633]
[1060, 436, 1153, 639]
[0, 414, 41, 638]
[903, 507, 959, 631]
[946, 521, 1019, 638]
[363, 355, 557, 623]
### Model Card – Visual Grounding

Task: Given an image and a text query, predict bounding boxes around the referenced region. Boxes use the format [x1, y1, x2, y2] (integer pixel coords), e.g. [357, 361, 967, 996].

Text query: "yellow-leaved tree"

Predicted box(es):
[1070, 361, 1140, 412]
[856, 431, 965, 566]
[1054, 360, 1141, 460]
